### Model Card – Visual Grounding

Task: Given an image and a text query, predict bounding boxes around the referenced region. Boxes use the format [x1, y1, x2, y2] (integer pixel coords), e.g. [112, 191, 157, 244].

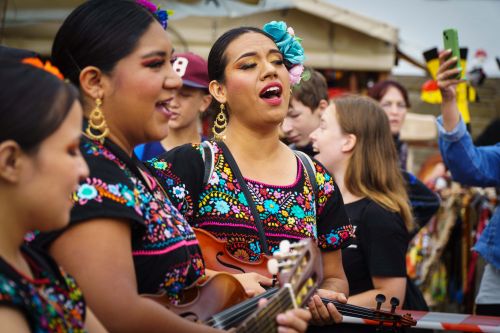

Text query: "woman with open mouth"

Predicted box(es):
[147, 21, 355, 327]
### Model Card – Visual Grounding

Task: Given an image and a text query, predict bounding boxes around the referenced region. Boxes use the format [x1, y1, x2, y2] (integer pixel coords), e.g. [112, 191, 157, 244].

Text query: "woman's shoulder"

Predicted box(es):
[0, 245, 86, 330]
[362, 199, 407, 232]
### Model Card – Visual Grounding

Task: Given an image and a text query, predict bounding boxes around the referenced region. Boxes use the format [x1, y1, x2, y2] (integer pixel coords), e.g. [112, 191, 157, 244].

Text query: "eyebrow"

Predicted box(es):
[141, 50, 168, 59]
[235, 49, 282, 62]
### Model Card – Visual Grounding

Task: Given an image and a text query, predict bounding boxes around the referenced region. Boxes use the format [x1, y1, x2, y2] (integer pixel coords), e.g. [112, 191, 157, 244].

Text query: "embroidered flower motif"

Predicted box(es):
[264, 199, 280, 214]
[214, 200, 230, 214]
[238, 192, 248, 206]
[172, 186, 186, 199]
[153, 160, 168, 170]
[208, 172, 219, 185]
[315, 172, 325, 185]
[77, 184, 98, 200]
[291, 205, 305, 219]
[108, 184, 120, 196]
[233, 249, 250, 261]
[327, 233, 339, 245]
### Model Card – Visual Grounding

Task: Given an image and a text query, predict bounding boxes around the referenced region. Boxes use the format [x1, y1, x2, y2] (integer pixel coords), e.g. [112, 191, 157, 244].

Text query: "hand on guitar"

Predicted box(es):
[308, 289, 347, 326]
[257, 299, 311, 333]
[234, 272, 273, 296]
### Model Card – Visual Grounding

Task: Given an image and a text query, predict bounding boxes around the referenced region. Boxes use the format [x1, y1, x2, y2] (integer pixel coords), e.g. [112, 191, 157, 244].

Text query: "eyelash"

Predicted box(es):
[239, 59, 284, 70]
[240, 63, 256, 70]
[144, 59, 166, 69]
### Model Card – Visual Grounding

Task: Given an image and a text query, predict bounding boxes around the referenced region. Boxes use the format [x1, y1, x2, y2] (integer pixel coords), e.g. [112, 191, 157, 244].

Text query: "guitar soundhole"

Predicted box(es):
[216, 252, 246, 274]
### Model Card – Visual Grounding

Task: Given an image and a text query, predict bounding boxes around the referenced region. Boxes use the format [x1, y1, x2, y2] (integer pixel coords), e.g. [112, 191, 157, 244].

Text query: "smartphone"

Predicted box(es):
[443, 28, 462, 79]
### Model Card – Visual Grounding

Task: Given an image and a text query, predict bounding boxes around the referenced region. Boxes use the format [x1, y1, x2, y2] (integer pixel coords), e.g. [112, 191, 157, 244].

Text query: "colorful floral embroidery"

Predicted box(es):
[72, 139, 204, 302]
[0, 256, 86, 332]
[150, 142, 353, 261]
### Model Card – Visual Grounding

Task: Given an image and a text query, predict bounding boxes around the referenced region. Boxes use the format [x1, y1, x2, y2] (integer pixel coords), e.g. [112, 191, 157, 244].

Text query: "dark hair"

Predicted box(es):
[0, 61, 79, 152]
[52, 0, 159, 87]
[367, 80, 411, 108]
[208, 27, 273, 83]
[0, 45, 37, 60]
[292, 67, 328, 110]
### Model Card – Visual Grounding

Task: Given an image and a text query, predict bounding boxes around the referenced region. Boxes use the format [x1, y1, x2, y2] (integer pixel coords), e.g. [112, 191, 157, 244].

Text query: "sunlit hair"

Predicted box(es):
[333, 95, 413, 230]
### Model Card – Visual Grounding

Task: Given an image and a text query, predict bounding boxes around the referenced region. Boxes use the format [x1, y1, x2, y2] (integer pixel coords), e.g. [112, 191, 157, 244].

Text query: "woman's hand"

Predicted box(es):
[257, 299, 311, 333]
[276, 308, 311, 333]
[436, 49, 465, 102]
[234, 272, 273, 296]
[436, 49, 467, 131]
[307, 289, 346, 326]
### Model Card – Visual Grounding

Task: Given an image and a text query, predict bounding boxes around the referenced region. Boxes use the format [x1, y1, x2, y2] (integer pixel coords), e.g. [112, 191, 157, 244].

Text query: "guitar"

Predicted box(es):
[194, 228, 416, 330]
[143, 237, 321, 331]
[145, 237, 416, 331]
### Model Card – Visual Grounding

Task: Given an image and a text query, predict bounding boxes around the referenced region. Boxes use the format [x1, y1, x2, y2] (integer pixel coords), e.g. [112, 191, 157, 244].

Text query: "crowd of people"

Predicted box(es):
[0, 0, 498, 332]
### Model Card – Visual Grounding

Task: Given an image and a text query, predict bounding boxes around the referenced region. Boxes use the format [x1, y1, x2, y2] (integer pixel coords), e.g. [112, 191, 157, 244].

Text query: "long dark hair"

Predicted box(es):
[0, 61, 79, 152]
[52, 0, 159, 87]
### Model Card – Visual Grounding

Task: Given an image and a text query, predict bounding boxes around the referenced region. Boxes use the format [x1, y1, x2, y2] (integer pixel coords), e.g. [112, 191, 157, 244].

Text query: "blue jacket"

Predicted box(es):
[437, 116, 500, 269]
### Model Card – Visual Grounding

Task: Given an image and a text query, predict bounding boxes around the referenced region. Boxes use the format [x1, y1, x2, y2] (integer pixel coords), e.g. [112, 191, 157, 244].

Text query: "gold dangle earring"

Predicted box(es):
[85, 98, 109, 143]
[212, 103, 228, 141]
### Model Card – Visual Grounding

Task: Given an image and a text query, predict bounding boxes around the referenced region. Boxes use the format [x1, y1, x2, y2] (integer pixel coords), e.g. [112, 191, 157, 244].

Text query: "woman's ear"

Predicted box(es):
[317, 99, 329, 112]
[208, 80, 227, 105]
[79, 66, 105, 100]
[0, 141, 24, 183]
[342, 133, 357, 153]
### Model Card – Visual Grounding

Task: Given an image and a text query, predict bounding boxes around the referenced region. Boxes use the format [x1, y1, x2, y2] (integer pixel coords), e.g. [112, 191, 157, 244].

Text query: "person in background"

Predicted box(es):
[31, 1, 310, 332]
[368, 80, 410, 171]
[0, 58, 106, 332]
[135, 52, 212, 161]
[310, 95, 411, 332]
[281, 67, 329, 157]
[436, 49, 500, 316]
[368, 80, 439, 233]
[147, 22, 354, 326]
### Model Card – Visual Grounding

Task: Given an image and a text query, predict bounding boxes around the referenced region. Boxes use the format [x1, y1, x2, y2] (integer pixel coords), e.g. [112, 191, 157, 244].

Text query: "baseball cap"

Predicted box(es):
[173, 52, 209, 89]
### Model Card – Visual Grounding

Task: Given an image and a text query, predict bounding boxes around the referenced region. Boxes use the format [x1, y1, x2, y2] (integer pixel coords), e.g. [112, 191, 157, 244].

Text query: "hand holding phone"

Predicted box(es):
[442, 28, 462, 79]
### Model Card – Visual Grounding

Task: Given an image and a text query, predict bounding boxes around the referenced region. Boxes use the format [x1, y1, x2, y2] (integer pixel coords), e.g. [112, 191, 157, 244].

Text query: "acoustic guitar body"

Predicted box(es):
[194, 227, 272, 278]
[143, 272, 248, 322]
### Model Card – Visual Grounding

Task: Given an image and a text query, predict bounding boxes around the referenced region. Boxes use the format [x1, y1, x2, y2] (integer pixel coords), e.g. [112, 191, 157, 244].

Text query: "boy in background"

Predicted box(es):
[281, 68, 329, 157]
[135, 52, 212, 161]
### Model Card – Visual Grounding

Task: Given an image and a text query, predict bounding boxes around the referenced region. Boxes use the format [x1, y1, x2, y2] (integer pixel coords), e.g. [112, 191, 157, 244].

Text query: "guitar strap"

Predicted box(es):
[217, 141, 271, 255]
[293, 150, 318, 219]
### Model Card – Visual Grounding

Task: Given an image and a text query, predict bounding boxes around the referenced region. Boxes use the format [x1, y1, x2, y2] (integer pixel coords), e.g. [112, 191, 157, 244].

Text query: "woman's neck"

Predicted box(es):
[161, 123, 201, 151]
[332, 162, 363, 204]
[0, 196, 32, 277]
[223, 119, 282, 160]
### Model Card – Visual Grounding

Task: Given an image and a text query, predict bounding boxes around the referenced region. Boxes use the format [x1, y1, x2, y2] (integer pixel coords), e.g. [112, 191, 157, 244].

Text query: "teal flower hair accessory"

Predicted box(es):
[263, 21, 306, 85]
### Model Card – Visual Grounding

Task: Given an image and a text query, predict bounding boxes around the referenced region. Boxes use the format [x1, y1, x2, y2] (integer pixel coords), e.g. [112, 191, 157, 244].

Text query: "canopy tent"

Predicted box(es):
[2, 0, 399, 71]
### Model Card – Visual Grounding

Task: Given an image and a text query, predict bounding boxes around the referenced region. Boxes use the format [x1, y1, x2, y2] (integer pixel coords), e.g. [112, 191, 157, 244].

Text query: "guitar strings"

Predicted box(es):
[206, 288, 400, 329]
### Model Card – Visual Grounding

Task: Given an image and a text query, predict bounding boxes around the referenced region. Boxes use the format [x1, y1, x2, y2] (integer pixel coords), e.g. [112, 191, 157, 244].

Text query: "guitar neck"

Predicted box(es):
[237, 286, 294, 333]
[320, 297, 402, 324]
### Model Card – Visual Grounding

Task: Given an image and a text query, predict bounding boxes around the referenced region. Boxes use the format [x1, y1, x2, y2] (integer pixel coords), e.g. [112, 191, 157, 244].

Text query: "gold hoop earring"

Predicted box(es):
[85, 98, 109, 143]
[212, 103, 227, 141]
